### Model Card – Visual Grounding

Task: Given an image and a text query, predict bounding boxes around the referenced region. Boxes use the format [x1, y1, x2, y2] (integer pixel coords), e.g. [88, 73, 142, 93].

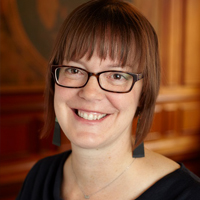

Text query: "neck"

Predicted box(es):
[69, 140, 133, 191]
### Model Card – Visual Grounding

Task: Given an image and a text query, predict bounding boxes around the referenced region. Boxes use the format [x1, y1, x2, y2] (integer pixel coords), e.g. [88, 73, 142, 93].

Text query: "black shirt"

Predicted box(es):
[17, 151, 200, 200]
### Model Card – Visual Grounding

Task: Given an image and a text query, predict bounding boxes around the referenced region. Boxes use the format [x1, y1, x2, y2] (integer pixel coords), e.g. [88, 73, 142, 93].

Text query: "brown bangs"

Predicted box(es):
[52, 1, 145, 71]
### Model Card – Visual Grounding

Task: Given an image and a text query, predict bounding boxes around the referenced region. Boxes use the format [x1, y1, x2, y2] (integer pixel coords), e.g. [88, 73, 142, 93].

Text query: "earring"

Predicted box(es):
[133, 142, 144, 158]
[52, 117, 61, 146]
[132, 114, 145, 158]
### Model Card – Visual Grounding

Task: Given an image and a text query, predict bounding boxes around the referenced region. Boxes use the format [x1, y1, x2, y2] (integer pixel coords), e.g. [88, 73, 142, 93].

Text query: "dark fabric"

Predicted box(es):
[16, 151, 200, 200]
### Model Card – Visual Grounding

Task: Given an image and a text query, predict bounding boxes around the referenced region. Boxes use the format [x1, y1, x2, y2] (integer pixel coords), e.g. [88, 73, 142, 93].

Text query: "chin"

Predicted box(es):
[69, 132, 109, 150]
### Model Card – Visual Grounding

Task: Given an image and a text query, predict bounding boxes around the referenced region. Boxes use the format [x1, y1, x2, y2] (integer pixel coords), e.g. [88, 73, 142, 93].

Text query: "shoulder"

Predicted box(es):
[141, 149, 181, 182]
[136, 149, 200, 199]
[145, 163, 200, 199]
[28, 150, 71, 176]
[29, 150, 71, 178]
[16, 150, 71, 200]
[172, 163, 200, 197]
[35, 150, 71, 167]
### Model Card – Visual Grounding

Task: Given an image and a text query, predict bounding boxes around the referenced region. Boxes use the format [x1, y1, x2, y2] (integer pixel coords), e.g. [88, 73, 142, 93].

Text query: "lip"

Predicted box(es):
[72, 108, 109, 123]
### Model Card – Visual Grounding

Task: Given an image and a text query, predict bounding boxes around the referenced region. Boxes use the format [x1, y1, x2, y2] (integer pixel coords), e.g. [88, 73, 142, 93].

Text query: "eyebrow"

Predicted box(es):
[106, 64, 123, 68]
[64, 58, 132, 71]
[107, 64, 133, 71]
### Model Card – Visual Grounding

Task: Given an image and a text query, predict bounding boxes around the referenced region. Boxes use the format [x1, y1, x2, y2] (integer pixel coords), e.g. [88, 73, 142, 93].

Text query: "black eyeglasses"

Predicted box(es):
[51, 65, 143, 93]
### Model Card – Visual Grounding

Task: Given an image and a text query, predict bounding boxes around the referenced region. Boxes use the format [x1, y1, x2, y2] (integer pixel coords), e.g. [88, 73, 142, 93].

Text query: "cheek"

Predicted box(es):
[54, 86, 64, 118]
[54, 86, 67, 101]
[54, 86, 75, 116]
[107, 88, 141, 111]
[54, 85, 76, 103]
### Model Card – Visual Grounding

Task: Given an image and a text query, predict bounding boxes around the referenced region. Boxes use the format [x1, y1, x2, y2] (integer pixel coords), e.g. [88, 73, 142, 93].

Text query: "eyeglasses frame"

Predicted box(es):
[51, 65, 143, 93]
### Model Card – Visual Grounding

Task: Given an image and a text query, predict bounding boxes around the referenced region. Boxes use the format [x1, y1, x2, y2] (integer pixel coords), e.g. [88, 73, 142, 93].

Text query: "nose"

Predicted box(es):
[78, 75, 104, 101]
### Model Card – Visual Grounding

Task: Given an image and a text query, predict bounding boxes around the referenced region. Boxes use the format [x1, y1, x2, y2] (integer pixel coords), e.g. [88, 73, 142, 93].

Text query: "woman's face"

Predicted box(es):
[54, 52, 143, 150]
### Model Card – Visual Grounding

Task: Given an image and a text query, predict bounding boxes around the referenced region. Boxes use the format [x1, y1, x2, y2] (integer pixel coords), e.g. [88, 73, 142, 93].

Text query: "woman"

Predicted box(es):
[17, 0, 200, 199]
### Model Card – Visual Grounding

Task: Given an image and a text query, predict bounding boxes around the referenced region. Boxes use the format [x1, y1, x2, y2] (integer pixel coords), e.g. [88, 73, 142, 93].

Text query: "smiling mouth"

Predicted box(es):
[75, 109, 107, 120]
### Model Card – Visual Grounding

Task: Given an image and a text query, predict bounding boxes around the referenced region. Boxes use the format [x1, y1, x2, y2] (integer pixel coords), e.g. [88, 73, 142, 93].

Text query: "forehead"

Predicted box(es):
[63, 50, 136, 72]
[64, 37, 141, 72]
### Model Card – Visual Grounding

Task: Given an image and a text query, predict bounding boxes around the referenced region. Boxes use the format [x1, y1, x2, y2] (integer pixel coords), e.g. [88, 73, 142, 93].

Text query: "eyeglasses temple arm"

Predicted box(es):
[137, 74, 143, 80]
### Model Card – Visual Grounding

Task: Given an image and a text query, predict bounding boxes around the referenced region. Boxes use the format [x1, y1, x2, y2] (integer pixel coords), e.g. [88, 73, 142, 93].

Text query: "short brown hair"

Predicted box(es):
[42, 0, 160, 147]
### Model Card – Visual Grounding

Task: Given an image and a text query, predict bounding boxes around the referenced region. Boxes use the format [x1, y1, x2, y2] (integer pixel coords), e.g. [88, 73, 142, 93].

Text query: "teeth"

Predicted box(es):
[78, 110, 106, 120]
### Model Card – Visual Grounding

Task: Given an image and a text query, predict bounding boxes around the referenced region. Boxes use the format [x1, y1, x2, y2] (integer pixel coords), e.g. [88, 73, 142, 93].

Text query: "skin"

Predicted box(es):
[54, 52, 180, 200]
[54, 52, 143, 152]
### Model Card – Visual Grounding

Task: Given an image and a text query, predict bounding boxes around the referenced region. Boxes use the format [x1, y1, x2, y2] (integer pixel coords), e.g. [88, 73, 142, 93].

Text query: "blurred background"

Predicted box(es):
[0, 0, 200, 199]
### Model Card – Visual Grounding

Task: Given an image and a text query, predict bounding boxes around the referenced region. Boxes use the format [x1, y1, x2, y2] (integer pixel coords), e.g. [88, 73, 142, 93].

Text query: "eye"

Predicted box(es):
[110, 72, 130, 81]
[66, 67, 80, 74]
[112, 73, 125, 80]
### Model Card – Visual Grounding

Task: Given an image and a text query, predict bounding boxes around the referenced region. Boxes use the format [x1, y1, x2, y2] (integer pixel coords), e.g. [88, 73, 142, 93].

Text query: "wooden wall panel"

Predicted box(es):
[184, 0, 200, 85]
[159, 0, 200, 86]
[167, 0, 184, 86]
[179, 102, 200, 134]
[162, 103, 179, 137]
[146, 87, 200, 162]
[0, 114, 30, 156]
[147, 105, 163, 141]
[0, 91, 56, 160]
